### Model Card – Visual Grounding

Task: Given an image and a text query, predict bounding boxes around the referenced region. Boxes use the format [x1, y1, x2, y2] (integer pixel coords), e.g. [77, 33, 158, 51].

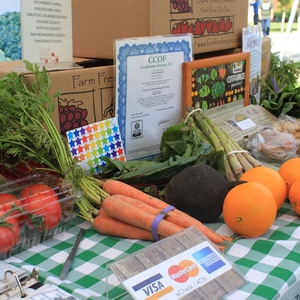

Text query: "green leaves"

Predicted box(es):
[260, 85, 300, 117]
[0, 61, 64, 174]
[199, 85, 210, 97]
[260, 53, 300, 118]
[211, 81, 225, 99]
[98, 121, 221, 190]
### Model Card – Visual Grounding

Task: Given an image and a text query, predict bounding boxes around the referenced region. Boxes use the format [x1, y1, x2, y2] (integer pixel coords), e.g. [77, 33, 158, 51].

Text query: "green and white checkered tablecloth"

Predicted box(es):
[5, 201, 300, 300]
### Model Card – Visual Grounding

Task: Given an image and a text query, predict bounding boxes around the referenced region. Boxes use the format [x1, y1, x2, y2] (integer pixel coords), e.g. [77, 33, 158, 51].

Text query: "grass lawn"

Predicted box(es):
[270, 21, 298, 32]
[248, 22, 298, 32]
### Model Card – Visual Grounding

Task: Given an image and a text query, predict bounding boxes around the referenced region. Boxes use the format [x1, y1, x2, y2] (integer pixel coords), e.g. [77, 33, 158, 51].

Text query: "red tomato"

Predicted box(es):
[0, 210, 20, 254]
[20, 184, 62, 231]
[0, 193, 20, 210]
[0, 193, 21, 219]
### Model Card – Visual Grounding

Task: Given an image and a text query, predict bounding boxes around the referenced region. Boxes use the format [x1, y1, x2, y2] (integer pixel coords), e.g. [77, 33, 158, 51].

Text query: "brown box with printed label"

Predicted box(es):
[72, 0, 248, 59]
[0, 59, 115, 136]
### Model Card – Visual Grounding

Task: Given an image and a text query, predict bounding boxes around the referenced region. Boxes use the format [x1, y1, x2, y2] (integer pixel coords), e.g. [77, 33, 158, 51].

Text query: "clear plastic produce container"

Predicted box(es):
[0, 173, 75, 259]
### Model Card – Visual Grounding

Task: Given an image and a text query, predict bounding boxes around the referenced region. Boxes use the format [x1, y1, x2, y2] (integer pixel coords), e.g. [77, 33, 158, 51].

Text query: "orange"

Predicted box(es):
[223, 182, 277, 238]
[288, 178, 300, 215]
[240, 166, 287, 210]
[278, 157, 300, 199]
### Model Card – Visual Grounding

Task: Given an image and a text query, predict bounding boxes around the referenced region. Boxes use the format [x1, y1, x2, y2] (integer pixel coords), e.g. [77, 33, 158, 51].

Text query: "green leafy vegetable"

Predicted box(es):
[260, 85, 300, 117]
[201, 100, 208, 110]
[211, 69, 218, 80]
[260, 52, 300, 117]
[99, 121, 224, 191]
[211, 81, 225, 99]
[199, 85, 210, 97]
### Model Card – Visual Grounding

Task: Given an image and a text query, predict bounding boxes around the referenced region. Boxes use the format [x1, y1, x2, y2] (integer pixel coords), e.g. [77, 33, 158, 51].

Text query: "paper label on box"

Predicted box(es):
[66, 118, 125, 175]
[20, 0, 73, 68]
[236, 119, 256, 130]
[210, 104, 278, 148]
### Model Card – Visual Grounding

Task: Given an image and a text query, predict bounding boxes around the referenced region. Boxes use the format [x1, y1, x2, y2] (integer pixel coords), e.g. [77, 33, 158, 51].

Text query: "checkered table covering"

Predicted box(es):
[5, 201, 300, 300]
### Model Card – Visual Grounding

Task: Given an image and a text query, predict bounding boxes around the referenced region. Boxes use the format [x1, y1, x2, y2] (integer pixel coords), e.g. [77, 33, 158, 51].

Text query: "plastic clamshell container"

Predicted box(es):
[0, 173, 75, 259]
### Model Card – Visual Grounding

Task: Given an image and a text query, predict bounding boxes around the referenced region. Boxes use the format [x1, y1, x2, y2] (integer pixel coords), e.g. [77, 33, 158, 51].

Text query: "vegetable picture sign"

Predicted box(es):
[182, 53, 250, 112]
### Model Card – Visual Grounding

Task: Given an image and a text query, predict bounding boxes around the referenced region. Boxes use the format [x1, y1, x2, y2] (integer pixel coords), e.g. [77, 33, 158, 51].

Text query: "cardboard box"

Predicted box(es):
[194, 47, 242, 60]
[204, 101, 278, 149]
[261, 36, 272, 81]
[0, 60, 115, 136]
[72, 0, 248, 59]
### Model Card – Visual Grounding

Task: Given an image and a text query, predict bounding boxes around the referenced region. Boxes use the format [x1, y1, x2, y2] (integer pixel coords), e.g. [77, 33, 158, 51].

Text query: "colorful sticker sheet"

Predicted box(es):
[66, 117, 125, 175]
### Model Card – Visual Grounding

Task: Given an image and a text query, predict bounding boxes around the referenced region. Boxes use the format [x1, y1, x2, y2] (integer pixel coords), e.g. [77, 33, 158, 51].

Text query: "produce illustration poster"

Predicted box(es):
[191, 61, 246, 110]
[182, 52, 250, 112]
[66, 118, 125, 175]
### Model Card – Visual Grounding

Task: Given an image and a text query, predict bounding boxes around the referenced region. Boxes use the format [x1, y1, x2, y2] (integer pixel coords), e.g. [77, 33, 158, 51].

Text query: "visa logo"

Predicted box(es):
[143, 281, 165, 296]
[132, 274, 174, 299]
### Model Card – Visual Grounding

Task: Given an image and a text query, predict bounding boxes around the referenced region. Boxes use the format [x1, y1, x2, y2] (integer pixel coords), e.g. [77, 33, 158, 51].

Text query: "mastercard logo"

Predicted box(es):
[168, 260, 199, 283]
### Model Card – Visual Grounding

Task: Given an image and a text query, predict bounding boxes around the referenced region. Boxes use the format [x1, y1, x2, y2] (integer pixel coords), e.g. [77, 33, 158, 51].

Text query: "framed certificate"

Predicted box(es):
[115, 35, 192, 161]
[182, 52, 250, 113]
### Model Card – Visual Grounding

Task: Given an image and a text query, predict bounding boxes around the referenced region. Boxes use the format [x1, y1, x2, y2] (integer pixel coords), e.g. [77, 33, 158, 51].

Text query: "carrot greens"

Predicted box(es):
[0, 61, 108, 218]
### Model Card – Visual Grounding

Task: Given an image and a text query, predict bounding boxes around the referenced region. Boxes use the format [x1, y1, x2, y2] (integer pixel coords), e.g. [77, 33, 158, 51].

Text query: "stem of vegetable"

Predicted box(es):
[188, 109, 242, 179]
[221, 128, 262, 168]
[75, 198, 96, 223]
[223, 159, 237, 181]
[194, 110, 243, 175]
[185, 116, 210, 144]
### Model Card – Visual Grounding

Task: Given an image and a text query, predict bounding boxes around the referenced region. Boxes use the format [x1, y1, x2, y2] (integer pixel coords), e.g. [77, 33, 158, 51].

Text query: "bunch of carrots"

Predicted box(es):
[92, 179, 232, 251]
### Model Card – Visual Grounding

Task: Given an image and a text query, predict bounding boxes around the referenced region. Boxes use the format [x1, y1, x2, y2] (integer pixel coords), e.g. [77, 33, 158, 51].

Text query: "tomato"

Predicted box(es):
[0, 193, 21, 218]
[20, 184, 62, 231]
[0, 210, 20, 254]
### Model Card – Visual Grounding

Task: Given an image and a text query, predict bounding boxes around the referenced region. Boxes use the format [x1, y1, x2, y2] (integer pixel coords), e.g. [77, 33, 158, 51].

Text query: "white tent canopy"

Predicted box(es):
[280, 0, 299, 60]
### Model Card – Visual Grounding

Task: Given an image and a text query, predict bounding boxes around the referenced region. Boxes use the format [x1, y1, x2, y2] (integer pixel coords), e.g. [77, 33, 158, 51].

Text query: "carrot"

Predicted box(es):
[102, 179, 175, 210]
[102, 180, 232, 246]
[114, 193, 229, 246]
[98, 208, 109, 216]
[114, 194, 168, 216]
[94, 213, 161, 241]
[101, 195, 184, 238]
[218, 67, 226, 79]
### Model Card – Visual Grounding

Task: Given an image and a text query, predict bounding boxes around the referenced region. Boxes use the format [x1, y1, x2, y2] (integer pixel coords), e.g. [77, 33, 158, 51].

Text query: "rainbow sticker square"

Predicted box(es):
[66, 117, 126, 175]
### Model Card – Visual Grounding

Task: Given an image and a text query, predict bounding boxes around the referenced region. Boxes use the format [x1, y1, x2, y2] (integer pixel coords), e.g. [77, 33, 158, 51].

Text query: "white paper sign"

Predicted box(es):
[122, 241, 232, 300]
[115, 35, 192, 161]
[236, 118, 256, 130]
[20, 0, 74, 69]
[242, 25, 263, 104]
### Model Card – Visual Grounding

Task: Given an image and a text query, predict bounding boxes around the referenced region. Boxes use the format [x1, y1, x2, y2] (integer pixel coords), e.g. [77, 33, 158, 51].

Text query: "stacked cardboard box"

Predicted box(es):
[72, 0, 249, 59]
[0, 59, 115, 136]
[0, 1, 272, 137]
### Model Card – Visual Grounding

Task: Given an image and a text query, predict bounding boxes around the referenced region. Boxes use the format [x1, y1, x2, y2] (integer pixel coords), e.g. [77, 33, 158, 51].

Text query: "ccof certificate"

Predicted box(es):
[115, 35, 192, 161]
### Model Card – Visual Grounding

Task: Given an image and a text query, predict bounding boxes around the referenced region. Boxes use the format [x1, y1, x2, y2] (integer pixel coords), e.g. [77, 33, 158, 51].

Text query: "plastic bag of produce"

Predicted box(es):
[247, 125, 298, 163]
[273, 114, 300, 155]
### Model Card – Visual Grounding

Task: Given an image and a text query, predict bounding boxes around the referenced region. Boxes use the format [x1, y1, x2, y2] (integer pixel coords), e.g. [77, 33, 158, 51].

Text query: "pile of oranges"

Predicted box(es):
[222, 157, 300, 238]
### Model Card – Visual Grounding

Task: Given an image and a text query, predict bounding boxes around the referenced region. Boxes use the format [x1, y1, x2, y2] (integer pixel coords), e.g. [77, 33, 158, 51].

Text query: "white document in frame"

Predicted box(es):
[115, 34, 193, 161]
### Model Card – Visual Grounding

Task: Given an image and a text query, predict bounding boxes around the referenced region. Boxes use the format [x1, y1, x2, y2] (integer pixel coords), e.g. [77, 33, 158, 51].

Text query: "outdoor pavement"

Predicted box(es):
[269, 30, 300, 62]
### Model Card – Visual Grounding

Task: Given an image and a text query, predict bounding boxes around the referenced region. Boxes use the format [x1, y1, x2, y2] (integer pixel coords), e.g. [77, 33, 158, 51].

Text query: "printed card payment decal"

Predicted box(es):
[122, 242, 232, 299]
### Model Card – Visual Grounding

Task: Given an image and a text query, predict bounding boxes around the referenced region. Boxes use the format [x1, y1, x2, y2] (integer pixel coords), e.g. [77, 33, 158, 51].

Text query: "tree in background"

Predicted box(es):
[278, 0, 291, 31]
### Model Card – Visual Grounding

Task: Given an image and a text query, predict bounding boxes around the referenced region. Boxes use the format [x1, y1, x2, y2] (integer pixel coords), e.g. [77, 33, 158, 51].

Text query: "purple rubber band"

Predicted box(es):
[151, 205, 175, 242]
